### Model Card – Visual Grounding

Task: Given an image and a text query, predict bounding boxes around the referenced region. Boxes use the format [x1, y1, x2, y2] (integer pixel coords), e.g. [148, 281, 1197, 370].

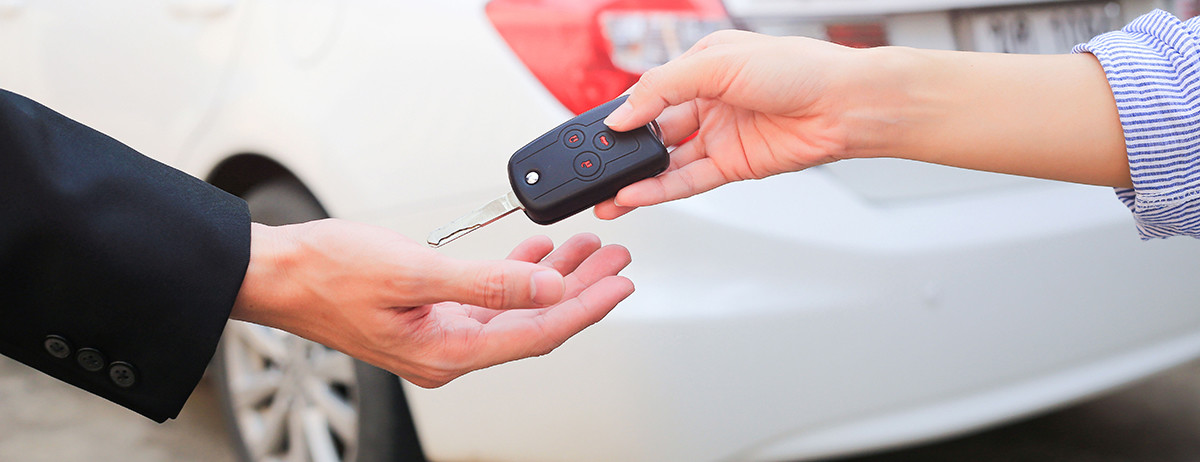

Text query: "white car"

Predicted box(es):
[2, 0, 1198, 461]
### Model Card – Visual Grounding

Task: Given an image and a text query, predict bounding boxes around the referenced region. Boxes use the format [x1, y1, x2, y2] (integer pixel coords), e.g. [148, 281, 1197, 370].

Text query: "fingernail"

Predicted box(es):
[531, 269, 564, 306]
[604, 102, 633, 128]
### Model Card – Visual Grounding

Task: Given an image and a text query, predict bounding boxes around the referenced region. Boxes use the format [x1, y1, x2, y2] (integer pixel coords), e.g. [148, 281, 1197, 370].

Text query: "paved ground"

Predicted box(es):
[0, 357, 235, 462]
[2, 355, 1199, 462]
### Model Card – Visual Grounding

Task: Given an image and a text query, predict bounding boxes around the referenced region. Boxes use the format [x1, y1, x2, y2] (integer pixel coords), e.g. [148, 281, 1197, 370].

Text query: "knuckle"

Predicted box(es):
[703, 29, 740, 45]
[636, 66, 667, 94]
[533, 343, 557, 357]
[691, 29, 739, 54]
[411, 377, 445, 389]
[476, 266, 513, 308]
[530, 338, 564, 358]
[693, 31, 719, 49]
[528, 319, 563, 357]
[429, 367, 462, 387]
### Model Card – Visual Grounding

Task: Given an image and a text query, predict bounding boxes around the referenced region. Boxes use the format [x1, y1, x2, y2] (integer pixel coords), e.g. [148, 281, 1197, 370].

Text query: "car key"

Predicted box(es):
[427, 95, 668, 248]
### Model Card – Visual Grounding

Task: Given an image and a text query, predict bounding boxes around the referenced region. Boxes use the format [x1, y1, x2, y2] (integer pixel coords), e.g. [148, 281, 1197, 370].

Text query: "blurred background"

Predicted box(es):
[2, 1, 1200, 461]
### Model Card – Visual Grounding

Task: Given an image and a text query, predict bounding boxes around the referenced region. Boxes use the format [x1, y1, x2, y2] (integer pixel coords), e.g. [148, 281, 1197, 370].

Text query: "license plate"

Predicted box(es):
[953, 1, 1123, 54]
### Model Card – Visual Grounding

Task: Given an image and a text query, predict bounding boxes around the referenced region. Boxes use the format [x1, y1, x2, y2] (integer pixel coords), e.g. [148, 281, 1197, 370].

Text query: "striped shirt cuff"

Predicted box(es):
[1074, 9, 1200, 239]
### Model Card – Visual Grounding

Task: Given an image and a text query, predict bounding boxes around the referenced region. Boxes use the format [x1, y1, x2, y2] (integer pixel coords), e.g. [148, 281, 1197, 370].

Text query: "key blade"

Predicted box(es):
[427, 191, 523, 248]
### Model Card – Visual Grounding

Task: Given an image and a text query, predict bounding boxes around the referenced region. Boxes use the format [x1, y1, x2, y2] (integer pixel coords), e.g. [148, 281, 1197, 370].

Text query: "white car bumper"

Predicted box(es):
[384, 168, 1200, 462]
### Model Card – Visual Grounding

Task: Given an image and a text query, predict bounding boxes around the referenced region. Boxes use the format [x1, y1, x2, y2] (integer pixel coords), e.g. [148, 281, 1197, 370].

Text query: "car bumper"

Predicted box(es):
[378, 169, 1200, 462]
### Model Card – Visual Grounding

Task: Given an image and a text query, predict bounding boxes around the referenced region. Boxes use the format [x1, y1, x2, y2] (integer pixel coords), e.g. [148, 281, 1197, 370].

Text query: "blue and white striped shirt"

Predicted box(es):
[1075, 10, 1200, 239]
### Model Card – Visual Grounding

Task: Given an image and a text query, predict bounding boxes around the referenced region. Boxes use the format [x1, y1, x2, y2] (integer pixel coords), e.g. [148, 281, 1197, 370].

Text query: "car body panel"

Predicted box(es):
[0, 0, 246, 164]
[180, 0, 568, 220]
[382, 171, 1200, 461]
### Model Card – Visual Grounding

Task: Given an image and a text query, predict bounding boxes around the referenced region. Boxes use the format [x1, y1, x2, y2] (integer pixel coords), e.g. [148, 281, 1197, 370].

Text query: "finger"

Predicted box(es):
[596, 138, 706, 217]
[471, 243, 631, 326]
[662, 137, 707, 173]
[505, 235, 554, 262]
[607, 140, 712, 209]
[593, 198, 636, 220]
[605, 48, 741, 131]
[656, 102, 701, 147]
[474, 275, 635, 367]
[561, 244, 632, 298]
[614, 157, 729, 207]
[426, 258, 566, 309]
[536, 233, 601, 276]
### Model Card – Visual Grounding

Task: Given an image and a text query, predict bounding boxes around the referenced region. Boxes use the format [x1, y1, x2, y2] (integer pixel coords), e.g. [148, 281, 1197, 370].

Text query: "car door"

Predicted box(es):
[0, 0, 246, 163]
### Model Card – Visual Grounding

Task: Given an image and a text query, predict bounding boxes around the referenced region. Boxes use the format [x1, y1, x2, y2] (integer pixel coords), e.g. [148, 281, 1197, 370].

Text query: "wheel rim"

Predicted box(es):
[222, 321, 359, 462]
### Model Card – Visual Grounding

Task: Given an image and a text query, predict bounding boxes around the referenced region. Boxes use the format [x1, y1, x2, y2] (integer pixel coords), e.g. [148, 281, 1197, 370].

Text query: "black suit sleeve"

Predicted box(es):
[0, 89, 250, 422]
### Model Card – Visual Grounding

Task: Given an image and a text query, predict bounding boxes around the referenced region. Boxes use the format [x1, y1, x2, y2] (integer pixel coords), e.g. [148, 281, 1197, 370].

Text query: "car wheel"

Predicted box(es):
[211, 177, 425, 462]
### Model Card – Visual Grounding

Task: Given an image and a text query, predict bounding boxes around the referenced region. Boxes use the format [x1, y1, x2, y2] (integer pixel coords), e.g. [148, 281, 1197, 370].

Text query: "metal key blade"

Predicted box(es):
[427, 191, 523, 248]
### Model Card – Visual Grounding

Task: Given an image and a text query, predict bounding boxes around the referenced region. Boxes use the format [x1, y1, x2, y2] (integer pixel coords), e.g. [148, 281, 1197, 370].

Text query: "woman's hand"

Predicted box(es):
[597, 30, 871, 219]
[597, 28, 1129, 221]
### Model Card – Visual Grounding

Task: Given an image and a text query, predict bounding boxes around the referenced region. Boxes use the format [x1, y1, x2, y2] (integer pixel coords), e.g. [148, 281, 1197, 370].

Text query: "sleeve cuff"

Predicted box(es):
[1073, 9, 1200, 239]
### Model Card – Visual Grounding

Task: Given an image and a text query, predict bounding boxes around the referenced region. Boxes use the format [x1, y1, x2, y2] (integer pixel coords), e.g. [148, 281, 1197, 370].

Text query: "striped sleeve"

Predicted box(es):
[1074, 9, 1200, 239]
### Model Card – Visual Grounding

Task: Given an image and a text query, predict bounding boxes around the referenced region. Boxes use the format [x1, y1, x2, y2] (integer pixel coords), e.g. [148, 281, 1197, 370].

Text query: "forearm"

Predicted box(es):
[845, 47, 1130, 188]
[0, 88, 250, 422]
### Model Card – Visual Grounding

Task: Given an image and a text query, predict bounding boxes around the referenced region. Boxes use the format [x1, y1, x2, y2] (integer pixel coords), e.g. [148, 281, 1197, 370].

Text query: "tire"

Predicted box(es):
[211, 177, 425, 462]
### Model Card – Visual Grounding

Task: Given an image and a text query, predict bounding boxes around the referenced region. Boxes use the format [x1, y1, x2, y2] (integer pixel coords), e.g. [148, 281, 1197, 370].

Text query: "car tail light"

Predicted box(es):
[824, 21, 889, 48]
[486, 0, 731, 114]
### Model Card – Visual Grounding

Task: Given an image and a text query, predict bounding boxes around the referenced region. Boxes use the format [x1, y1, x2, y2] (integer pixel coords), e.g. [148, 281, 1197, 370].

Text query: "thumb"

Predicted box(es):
[433, 259, 566, 309]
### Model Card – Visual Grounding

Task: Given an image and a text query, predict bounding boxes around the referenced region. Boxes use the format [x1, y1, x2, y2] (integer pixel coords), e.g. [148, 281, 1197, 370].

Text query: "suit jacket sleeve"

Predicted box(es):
[0, 89, 250, 422]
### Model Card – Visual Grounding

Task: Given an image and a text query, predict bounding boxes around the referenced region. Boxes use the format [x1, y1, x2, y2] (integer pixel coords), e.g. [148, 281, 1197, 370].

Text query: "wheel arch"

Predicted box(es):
[206, 153, 309, 200]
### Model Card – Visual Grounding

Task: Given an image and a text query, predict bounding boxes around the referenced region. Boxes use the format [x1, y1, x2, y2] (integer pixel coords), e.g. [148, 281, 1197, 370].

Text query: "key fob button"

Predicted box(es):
[574, 152, 601, 178]
[563, 129, 585, 148]
[593, 131, 614, 151]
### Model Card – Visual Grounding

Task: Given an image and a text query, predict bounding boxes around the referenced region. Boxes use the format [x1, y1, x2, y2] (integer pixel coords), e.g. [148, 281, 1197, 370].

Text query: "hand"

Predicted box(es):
[231, 220, 634, 387]
[596, 29, 1129, 219]
[596, 30, 868, 219]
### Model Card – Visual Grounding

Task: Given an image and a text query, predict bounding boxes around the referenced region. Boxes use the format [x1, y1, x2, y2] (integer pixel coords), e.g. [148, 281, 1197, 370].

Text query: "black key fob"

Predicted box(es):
[507, 95, 669, 225]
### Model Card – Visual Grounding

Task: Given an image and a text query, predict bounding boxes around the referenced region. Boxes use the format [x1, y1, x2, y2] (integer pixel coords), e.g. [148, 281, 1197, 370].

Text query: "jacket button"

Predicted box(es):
[76, 348, 106, 372]
[108, 362, 137, 388]
[43, 335, 72, 359]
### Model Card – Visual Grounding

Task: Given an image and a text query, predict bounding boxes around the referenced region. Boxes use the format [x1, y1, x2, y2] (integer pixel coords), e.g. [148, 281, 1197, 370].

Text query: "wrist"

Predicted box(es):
[230, 222, 302, 327]
[832, 46, 931, 161]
